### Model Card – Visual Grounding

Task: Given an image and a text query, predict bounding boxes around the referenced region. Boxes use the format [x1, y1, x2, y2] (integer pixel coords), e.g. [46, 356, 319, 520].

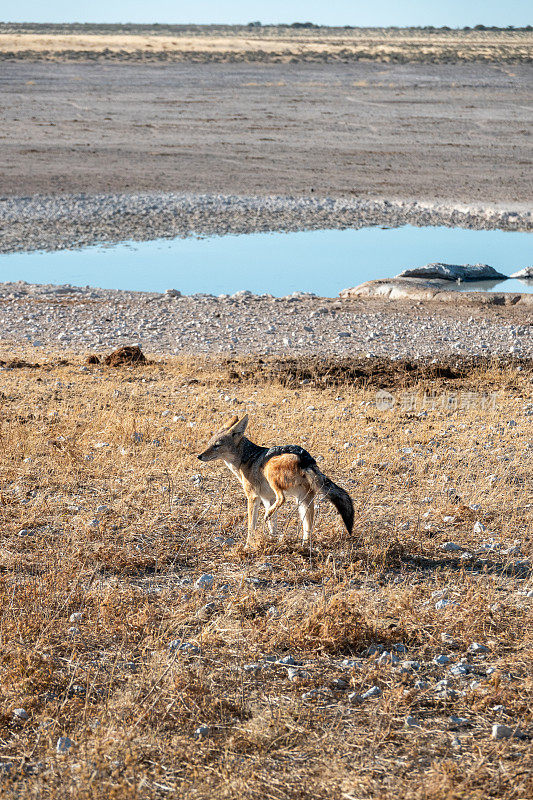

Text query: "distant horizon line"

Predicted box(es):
[1, 21, 532, 29]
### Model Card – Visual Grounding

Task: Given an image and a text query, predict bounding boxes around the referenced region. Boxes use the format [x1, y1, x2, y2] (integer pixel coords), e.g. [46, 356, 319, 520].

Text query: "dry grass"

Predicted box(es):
[0, 27, 531, 63]
[0, 351, 531, 798]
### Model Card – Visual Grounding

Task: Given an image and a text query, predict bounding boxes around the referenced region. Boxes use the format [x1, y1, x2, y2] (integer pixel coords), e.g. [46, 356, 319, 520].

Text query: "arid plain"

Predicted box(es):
[0, 25, 532, 800]
[0, 25, 532, 201]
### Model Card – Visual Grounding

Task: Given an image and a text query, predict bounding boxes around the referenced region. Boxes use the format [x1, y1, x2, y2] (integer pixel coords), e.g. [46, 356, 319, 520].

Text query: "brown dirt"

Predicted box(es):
[103, 345, 147, 366]
[219, 354, 533, 390]
[0, 59, 531, 203]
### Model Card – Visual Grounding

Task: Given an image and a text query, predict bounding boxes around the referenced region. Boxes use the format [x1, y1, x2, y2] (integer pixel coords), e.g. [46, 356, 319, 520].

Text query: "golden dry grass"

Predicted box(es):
[0, 352, 531, 798]
[1, 28, 531, 63]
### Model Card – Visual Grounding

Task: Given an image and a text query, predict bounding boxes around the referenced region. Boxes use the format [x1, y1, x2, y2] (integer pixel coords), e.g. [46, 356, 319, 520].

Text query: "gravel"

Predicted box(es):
[56, 736, 74, 753]
[0, 193, 530, 255]
[1, 281, 532, 360]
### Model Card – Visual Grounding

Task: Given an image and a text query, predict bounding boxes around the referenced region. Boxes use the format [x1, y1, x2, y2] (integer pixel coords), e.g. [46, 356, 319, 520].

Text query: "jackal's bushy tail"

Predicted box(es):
[305, 465, 354, 534]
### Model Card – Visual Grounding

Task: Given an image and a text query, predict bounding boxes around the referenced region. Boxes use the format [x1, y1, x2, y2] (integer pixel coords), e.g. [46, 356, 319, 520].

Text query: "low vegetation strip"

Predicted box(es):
[0, 353, 531, 798]
[1, 26, 532, 62]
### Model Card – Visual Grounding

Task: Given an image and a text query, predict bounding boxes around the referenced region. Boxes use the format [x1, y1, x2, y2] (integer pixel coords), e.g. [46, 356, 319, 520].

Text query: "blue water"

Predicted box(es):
[0, 226, 531, 296]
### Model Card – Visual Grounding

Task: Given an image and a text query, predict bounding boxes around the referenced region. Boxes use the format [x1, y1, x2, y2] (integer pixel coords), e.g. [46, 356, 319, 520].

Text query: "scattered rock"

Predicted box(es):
[435, 598, 455, 610]
[12, 708, 29, 721]
[441, 542, 463, 552]
[56, 736, 74, 753]
[468, 642, 489, 654]
[397, 263, 508, 281]
[69, 612, 84, 623]
[449, 663, 471, 677]
[277, 655, 298, 666]
[195, 574, 214, 591]
[360, 686, 382, 700]
[194, 724, 209, 740]
[449, 716, 471, 728]
[169, 641, 201, 655]
[440, 633, 457, 646]
[492, 723, 523, 740]
[510, 267, 533, 279]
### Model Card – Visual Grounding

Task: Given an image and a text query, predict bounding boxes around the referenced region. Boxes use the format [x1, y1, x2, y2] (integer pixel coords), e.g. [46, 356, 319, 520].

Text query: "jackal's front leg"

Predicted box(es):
[298, 499, 315, 545]
[244, 495, 260, 550]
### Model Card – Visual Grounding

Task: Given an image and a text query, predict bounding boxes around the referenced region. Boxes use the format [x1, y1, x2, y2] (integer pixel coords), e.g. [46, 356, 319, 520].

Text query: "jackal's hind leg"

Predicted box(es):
[261, 498, 278, 537]
[265, 489, 285, 520]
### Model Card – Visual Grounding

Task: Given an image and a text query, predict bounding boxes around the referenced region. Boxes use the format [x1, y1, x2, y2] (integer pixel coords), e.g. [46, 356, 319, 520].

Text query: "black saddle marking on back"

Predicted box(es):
[261, 445, 316, 470]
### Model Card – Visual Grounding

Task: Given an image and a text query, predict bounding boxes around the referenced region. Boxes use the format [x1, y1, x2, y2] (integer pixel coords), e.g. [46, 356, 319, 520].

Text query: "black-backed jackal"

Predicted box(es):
[197, 415, 354, 549]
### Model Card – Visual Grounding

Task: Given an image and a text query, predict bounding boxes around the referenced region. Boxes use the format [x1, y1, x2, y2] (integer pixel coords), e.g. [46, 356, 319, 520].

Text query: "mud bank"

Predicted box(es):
[0, 193, 531, 254]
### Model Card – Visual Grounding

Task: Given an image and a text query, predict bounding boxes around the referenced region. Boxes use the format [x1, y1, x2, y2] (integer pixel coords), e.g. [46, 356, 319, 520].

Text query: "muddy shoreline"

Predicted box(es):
[0, 193, 530, 254]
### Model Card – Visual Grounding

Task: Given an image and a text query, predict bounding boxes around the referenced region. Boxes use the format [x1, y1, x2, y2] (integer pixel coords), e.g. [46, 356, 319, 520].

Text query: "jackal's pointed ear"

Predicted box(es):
[222, 415, 239, 432]
[230, 414, 248, 437]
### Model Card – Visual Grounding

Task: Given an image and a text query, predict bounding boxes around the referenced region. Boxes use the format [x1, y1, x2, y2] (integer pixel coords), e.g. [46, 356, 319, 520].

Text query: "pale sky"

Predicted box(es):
[1, 1, 531, 28]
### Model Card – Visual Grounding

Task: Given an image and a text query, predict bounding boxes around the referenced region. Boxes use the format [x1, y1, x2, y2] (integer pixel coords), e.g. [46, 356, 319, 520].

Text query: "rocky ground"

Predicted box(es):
[1, 281, 532, 360]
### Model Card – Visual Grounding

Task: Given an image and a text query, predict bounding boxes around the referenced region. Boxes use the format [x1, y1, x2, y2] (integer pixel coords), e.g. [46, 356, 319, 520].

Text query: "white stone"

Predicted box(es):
[468, 642, 489, 653]
[492, 724, 516, 740]
[510, 267, 533, 279]
[360, 686, 381, 700]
